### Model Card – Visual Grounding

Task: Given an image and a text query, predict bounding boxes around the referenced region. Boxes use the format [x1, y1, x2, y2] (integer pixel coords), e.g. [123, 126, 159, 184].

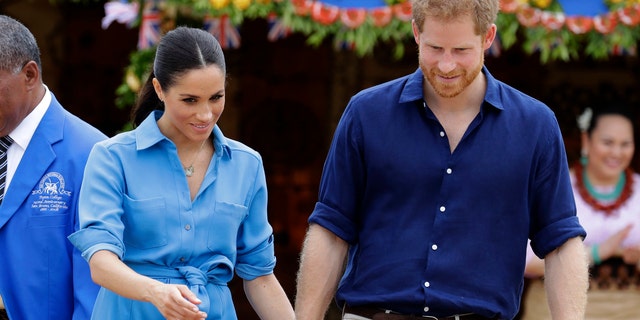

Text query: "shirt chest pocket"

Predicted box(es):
[207, 201, 248, 252]
[122, 195, 168, 249]
[27, 189, 73, 228]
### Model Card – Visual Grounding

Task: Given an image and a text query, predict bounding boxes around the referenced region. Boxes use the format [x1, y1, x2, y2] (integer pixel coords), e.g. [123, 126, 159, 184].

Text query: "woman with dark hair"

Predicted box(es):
[69, 27, 294, 320]
[522, 104, 640, 319]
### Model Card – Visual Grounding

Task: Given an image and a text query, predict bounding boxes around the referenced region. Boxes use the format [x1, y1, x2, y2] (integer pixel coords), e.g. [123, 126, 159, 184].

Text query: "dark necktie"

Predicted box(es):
[0, 136, 14, 205]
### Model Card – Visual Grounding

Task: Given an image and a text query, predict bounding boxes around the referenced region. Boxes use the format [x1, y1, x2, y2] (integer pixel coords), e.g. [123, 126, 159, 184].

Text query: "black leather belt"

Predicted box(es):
[343, 305, 496, 320]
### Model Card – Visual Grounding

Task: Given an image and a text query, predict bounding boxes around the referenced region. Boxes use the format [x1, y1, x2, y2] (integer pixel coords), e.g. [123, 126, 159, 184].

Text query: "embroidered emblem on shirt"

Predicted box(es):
[30, 172, 71, 212]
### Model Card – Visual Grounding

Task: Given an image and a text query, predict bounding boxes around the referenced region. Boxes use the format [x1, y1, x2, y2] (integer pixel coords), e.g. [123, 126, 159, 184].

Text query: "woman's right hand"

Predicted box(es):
[148, 283, 207, 320]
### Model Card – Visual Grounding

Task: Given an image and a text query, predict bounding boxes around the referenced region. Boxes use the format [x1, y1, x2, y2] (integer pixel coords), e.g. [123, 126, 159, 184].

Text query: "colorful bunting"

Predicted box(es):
[103, 0, 640, 62]
[267, 13, 292, 42]
[137, 5, 162, 49]
[204, 15, 242, 49]
[102, 0, 139, 29]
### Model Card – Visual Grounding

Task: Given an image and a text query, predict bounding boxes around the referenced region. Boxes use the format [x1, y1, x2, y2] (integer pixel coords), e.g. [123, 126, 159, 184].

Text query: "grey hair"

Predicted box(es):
[0, 15, 41, 73]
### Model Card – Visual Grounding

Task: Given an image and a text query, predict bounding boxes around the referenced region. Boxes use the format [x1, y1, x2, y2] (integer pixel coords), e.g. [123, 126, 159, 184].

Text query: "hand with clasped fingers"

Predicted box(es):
[88, 251, 208, 320]
[594, 224, 633, 264]
[148, 283, 208, 320]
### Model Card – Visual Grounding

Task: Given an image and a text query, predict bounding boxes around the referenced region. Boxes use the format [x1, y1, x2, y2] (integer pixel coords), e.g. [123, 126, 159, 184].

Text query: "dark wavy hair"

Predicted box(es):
[585, 103, 635, 137]
[130, 26, 226, 127]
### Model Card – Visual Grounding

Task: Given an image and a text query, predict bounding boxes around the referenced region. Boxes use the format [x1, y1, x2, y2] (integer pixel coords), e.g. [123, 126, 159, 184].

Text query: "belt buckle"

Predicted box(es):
[422, 315, 465, 320]
[383, 309, 441, 319]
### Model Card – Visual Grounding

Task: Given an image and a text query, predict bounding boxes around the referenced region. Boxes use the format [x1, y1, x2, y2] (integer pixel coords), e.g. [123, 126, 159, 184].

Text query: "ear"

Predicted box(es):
[483, 24, 497, 51]
[152, 78, 164, 102]
[411, 19, 421, 45]
[21, 61, 40, 90]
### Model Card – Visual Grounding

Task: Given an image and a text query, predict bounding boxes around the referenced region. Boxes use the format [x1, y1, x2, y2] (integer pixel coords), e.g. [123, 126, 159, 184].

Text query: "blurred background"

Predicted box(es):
[3, 0, 640, 318]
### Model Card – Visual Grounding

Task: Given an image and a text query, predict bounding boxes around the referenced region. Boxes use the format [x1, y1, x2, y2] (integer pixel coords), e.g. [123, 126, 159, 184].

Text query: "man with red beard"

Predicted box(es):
[294, 1, 588, 319]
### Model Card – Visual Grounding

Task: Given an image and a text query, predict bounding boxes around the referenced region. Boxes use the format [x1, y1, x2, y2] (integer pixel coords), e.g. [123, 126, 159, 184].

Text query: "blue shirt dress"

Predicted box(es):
[309, 67, 586, 319]
[69, 111, 276, 319]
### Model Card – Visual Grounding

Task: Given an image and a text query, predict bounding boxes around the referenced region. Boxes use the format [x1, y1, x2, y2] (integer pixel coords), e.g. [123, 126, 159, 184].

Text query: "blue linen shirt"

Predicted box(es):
[309, 67, 586, 319]
[69, 111, 276, 319]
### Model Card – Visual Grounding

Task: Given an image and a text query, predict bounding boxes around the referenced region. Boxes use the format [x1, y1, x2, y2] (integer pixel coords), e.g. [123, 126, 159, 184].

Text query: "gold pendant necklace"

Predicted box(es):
[183, 139, 207, 177]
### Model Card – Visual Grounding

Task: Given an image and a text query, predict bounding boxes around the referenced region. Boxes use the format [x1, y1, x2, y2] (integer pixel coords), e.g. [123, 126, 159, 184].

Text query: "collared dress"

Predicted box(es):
[308, 67, 586, 319]
[69, 111, 276, 319]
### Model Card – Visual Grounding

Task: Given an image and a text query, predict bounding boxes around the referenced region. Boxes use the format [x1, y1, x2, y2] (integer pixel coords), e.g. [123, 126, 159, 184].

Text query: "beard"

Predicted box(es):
[422, 53, 484, 98]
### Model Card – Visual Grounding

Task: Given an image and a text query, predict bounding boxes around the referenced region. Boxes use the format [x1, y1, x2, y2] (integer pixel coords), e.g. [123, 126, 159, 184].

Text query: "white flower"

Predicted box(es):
[577, 107, 592, 132]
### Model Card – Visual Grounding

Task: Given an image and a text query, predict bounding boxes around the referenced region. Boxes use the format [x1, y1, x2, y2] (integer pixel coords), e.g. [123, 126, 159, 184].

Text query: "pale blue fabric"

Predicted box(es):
[69, 111, 276, 319]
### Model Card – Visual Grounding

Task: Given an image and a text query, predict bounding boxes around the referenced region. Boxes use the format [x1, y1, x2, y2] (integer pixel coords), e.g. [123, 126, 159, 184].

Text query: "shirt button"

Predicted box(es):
[440, 131, 445, 137]
[424, 307, 430, 312]
[424, 281, 430, 288]
[179, 257, 185, 262]
[185, 224, 191, 231]
[446, 168, 452, 174]
[439, 206, 445, 212]
[432, 244, 438, 251]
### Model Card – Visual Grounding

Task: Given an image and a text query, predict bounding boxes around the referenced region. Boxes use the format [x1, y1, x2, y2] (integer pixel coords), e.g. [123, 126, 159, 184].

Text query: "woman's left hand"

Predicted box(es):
[148, 283, 207, 320]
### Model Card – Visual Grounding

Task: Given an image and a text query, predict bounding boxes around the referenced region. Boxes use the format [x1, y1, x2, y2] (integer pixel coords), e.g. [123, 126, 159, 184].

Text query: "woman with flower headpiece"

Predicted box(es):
[522, 103, 640, 319]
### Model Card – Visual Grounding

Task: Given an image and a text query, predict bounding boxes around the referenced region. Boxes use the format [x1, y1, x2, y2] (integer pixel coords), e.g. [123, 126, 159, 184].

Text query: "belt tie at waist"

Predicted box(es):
[177, 266, 212, 314]
[129, 258, 233, 315]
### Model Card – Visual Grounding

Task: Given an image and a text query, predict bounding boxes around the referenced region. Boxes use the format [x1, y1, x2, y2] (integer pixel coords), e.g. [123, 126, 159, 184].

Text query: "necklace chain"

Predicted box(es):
[183, 139, 207, 177]
[583, 168, 626, 201]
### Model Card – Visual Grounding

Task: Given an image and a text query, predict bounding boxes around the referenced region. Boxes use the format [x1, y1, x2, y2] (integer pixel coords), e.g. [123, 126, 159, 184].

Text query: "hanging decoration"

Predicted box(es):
[98, 0, 640, 64]
[137, 4, 163, 49]
[282, 0, 413, 58]
[101, 1, 139, 29]
[204, 15, 242, 49]
[267, 12, 292, 41]
[90, 0, 640, 110]
[498, 0, 640, 62]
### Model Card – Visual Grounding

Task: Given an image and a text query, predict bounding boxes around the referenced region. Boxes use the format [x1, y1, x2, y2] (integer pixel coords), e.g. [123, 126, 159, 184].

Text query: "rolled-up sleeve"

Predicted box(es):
[308, 102, 364, 244]
[68, 142, 126, 261]
[235, 158, 276, 280]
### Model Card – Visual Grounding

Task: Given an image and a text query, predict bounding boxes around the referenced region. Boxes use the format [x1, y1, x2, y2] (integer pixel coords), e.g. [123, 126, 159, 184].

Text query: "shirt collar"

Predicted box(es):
[398, 68, 425, 104]
[9, 85, 51, 151]
[135, 110, 232, 158]
[399, 66, 504, 112]
[482, 66, 505, 111]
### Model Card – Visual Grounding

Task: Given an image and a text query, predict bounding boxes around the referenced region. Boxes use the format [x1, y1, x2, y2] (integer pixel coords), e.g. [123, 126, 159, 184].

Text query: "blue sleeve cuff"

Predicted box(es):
[308, 201, 357, 244]
[530, 216, 586, 258]
[236, 235, 276, 280]
[68, 228, 125, 262]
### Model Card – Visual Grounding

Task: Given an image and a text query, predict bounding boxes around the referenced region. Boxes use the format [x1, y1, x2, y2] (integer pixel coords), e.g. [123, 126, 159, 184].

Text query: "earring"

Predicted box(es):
[580, 150, 588, 166]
